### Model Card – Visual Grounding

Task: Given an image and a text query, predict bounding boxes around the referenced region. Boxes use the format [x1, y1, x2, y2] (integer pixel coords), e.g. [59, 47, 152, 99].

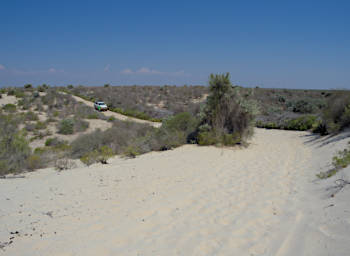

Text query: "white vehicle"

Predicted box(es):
[94, 101, 108, 111]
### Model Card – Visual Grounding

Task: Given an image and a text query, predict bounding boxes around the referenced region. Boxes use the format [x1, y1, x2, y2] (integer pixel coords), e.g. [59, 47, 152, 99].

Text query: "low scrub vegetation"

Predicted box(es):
[256, 115, 318, 131]
[317, 92, 350, 134]
[3, 104, 17, 113]
[317, 142, 350, 179]
[57, 118, 89, 134]
[0, 114, 32, 175]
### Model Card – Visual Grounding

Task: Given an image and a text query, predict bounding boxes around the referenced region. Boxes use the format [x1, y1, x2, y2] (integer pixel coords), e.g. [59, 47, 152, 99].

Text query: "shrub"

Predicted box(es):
[284, 115, 317, 131]
[123, 145, 140, 158]
[58, 119, 74, 134]
[321, 92, 350, 133]
[35, 121, 47, 130]
[25, 111, 39, 121]
[80, 151, 99, 166]
[3, 104, 17, 113]
[45, 137, 62, 147]
[24, 84, 33, 89]
[98, 146, 114, 164]
[107, 116, 116, 122]
[26, 155, 43, 170]
[54, 158, 77, 171]
[80, 146, 114, 165]
[317, 143, 350, 178]
[198, 73, 256, 145]
[287, 99, 317, 113]
[197, 131, 217, 145]
[0, 114, 32, 175]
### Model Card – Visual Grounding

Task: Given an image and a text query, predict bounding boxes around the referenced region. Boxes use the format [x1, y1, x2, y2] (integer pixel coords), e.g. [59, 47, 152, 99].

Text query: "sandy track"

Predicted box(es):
[0, 95, 18, 106]
[1, 129, 350, 255]
[66, 93, 162, 128]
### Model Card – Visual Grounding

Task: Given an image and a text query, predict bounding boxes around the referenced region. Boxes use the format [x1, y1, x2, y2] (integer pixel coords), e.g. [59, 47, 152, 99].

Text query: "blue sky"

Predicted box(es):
[0, 0, 349, 89]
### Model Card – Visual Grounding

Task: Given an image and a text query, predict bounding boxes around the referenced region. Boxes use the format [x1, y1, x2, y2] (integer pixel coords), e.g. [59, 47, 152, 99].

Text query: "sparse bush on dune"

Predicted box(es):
[58, 119, 75, 134]
[3, 104, 17, 113]
[35, 121, 47, 130]
[0, 114, 32, 175]
[197, 73, 257, 145]
[317, 142, 350, 179]
[80, 146, 114, 165]
[71, 112, 198, 164]
[57, 118, 89, 135]
[256, 115, 318, 131]
[25, 111, 39, 121]
[319, 92, 350, 134]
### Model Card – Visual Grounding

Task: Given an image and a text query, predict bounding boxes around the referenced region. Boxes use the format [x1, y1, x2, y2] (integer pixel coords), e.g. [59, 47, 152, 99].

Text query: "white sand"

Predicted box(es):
[0, 95, 18, 106]
[1, 128, 350, 255]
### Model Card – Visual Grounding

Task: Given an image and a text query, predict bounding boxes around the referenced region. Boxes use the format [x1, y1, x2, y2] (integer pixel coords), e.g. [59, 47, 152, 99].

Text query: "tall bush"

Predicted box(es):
[0, 114, 32, 175]
[198, 73, 257, 145]
[320, 92, 350, 134]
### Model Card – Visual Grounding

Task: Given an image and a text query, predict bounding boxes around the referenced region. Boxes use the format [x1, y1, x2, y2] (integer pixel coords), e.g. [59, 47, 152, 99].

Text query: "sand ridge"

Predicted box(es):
[0, 128, 349, 255]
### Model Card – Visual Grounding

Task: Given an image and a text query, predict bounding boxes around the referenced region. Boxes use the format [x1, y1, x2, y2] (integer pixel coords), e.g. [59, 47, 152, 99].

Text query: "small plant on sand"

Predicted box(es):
[54, 158, 77, 171]
[3, 104, 17, 113]
[80, 146, 114, 165]
[58, 119, 74, 134]
[123, 145, 141, 158]
[26, 155, 43, 170]
[35, 121, 47, 130]
[317, 142, 350, 179]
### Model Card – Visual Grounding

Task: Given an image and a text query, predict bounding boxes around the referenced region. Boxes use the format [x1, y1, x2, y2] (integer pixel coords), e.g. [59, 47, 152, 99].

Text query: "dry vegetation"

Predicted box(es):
[1, 76, 349, 176]
[63, 84, 206, 120]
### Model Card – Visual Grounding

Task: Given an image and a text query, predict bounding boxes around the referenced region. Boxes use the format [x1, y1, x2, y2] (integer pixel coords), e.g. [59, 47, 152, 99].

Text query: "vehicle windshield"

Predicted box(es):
[97, 102, 106, 105]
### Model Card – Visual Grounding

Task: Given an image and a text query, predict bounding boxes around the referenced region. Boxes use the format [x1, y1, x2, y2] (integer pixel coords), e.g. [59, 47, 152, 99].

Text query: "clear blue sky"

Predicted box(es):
[0, 0, 349, 89]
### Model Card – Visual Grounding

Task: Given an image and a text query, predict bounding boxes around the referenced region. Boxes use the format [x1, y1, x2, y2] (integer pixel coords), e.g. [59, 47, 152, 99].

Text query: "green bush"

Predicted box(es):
[80, 151, 99, 166]
[198, 73, 256, 145]
[0, 114, 32, 175]
[58, 119, 74, 134]
[197, 131, 217, 145]
[107, 116, 116, 122]
[98, 146, 114, 164]
[123, 145, 140, 158]
[25, 111, 39, 121]
[80, 146, 114, 165]
[26, 155, 43, 170]
[3, 104, 17, 113]
[320, 92, 350, 134]
[284, 115, 317, 131]
[317, 143, 350, 179]
[45, 137, 62, 147]
[287, 99, 317, 113]
[35, 121, 47, 130]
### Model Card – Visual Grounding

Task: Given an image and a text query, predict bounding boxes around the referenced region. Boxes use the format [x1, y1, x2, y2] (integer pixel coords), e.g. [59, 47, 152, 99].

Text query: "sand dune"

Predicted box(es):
[1, 129, 350, 255]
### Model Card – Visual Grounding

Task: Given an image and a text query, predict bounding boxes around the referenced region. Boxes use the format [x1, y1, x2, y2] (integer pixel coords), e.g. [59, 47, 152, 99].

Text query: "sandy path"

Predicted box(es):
[0, 94, 18, 106]
[1, 129, 350, 255]
[65, 93, 161, 128]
